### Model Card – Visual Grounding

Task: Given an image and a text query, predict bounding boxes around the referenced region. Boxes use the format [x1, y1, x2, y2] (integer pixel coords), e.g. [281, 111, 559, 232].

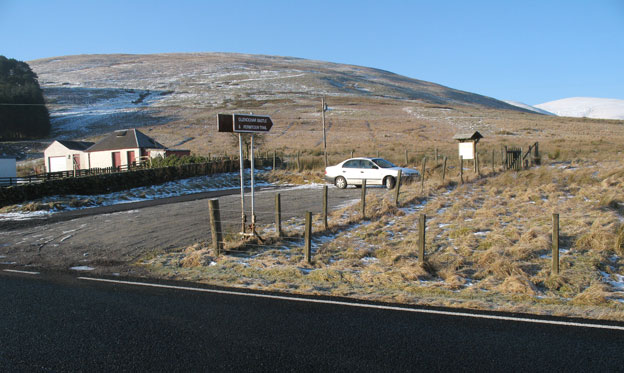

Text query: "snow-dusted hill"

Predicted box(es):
[535, 97, 624, 120]
[503, 100, 555, 116]
[28, 53, 531, 139]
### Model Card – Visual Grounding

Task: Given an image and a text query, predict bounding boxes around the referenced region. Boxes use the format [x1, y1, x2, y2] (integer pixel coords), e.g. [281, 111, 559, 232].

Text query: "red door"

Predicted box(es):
[127, 151, 136, 166]
[112, 152, 121, 169]
[72, 154, 81, 170]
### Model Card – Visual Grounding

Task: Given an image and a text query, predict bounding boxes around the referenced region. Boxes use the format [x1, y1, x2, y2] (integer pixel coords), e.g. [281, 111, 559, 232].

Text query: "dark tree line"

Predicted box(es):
[0, 56, 50, 140]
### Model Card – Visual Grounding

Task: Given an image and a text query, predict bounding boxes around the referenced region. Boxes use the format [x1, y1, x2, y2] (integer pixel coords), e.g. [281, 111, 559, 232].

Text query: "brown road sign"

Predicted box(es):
[217, 114, 234, 132]
[233, 114, 273, 133]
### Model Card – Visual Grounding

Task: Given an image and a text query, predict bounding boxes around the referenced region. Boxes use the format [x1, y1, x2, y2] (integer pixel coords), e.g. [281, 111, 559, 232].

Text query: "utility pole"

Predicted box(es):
[322, 97, 328, 167]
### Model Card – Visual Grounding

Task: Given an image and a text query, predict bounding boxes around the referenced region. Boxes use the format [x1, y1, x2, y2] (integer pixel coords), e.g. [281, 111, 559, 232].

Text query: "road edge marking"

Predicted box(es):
[4, 269, 40, 275]
[78, 276, 624, 331]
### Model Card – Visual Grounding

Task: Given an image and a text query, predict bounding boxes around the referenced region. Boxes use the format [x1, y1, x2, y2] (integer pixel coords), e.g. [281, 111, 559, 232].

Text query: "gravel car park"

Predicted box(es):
[324, 157, 419, 189]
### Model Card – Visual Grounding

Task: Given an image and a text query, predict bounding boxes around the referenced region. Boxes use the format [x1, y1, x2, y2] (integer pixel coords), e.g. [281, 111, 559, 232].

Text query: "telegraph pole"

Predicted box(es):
[322, 97, 328, 167]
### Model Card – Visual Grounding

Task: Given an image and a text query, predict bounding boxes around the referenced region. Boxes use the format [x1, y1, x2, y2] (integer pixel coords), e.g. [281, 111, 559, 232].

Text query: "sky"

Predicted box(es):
[0, 0, 622, 105]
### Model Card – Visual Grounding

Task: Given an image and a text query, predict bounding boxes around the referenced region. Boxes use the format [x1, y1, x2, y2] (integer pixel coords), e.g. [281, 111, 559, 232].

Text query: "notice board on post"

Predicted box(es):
[458, 142, 475, 160]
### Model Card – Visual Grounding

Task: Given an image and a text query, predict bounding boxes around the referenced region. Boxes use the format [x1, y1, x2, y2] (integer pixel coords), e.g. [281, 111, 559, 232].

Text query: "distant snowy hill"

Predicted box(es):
[503, 101, 555, 116]
[535, 97, 624, 120]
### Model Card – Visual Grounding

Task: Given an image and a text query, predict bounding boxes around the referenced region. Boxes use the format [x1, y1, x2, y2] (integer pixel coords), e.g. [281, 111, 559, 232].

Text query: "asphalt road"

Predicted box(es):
[1, 271, 624, 372]
[0, 185, 380, 270]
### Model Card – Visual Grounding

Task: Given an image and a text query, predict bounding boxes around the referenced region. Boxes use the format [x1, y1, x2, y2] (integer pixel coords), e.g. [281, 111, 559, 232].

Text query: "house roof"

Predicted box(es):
[453, 131, 483, 141]
[86, 129, 166, 152]
[56, 140, 95, 151]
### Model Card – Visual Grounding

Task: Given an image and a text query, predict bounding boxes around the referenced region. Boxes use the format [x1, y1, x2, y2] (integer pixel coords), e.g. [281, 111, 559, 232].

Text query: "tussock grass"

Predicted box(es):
[139, 159, 624, 321]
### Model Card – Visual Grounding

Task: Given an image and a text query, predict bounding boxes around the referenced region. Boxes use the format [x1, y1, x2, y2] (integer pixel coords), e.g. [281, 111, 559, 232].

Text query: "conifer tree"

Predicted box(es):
[0, 56, 51, 140]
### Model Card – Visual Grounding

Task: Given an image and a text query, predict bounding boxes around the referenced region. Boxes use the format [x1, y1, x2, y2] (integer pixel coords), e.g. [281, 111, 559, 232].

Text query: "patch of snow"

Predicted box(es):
[601, 271, 624, 291]
[0, 170, 276, 221]
[535, 97, 624, 120]
[361, 256, 379, 263]
[70, 266, 95, 271]
[59, 235, 72, 242]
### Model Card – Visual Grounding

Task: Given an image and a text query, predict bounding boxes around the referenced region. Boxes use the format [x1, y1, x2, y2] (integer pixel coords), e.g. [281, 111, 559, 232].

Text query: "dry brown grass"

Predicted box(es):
[133, 96, 624, 321]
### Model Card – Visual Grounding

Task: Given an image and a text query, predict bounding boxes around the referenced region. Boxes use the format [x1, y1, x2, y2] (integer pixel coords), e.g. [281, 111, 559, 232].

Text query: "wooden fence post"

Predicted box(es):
[304, 211, 312, 263]
[476, 151, 480, 176]
[323, 185, 329, 230]
[405, 149, 409, 165]
[553, 213, 560, 275]
[208, 199, 223, 256]
[492, 149, 495, 173]
[460, 156, 464, 184]
[395, 169, 402, 206]
[442, 156, 447, 184]
[503, 146, 508, 170]
[361, 179, 367, 219]
[275, 193, 282, 238]
[419, 213, 426, 262]
[435, 148, 439, 163]
[351, 150, 354, 158]
[420, 157, 426, 193]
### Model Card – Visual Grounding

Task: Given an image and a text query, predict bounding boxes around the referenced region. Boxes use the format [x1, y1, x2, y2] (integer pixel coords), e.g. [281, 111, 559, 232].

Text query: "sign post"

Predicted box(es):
[239, 133, 246, 233]
[218, 113, 273, 236]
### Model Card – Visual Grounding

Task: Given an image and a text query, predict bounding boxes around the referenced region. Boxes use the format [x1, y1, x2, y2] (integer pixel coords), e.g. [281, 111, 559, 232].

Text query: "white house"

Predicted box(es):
[85, 129, 167, 169]
[44, 140, 94, 173]
[43, 129, 189, 172]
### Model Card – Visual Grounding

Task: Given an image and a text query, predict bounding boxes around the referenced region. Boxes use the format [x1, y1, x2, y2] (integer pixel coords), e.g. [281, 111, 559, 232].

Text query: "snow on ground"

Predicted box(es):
[0, 170, 279, 221]
[535, 97, 624, 120]
[44, 87, 169, 139]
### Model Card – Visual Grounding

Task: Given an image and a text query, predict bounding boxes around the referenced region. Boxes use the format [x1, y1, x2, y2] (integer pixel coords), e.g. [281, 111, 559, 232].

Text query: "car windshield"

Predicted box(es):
[372, 158, 396, 168]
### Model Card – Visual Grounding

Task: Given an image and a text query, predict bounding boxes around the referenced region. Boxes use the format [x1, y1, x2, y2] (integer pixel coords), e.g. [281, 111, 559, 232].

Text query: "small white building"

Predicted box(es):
[0, 158, 17, 179]
[86, 129, 167, 169]
[44, 140, 94, 173]
[43, 129, 188, 173]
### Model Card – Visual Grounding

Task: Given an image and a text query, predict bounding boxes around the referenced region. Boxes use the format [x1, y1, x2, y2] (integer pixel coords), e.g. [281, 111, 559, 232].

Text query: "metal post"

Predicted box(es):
[273, 150, 276, 170]
[442, 156, 447, 184]
[251, 134, 256, 230]
[419, 213, 426, 262]
[297, 151, 301, 171]
[304, 211, 312, 263]
[361, 179, 367, 219]
[553, 213, 560, 275]
[323, 185, 328, 230]
[239, 134, 246, 233]
[322, 97, 328, 167]
[420, 157, 426, 193]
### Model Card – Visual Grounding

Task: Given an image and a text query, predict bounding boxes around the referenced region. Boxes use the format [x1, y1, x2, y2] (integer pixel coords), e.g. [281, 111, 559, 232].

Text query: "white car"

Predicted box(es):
[324, 157, 419, 189]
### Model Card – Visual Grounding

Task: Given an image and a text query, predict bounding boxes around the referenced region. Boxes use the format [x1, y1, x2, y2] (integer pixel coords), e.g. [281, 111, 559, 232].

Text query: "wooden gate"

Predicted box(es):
[505, 147, 522, 171]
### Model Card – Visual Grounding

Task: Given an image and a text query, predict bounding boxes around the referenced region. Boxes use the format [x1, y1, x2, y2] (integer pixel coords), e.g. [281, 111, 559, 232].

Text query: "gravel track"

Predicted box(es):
[0, 185, 382, 272]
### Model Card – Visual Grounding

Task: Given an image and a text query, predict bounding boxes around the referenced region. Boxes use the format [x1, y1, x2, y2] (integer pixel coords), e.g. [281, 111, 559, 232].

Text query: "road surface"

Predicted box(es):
[1, 271, 623, 371]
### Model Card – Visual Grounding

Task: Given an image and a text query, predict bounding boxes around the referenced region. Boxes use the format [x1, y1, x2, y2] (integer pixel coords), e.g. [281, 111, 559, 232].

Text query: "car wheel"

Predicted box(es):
[335, 176, 347, 189]
[384, 176, 395, 189]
